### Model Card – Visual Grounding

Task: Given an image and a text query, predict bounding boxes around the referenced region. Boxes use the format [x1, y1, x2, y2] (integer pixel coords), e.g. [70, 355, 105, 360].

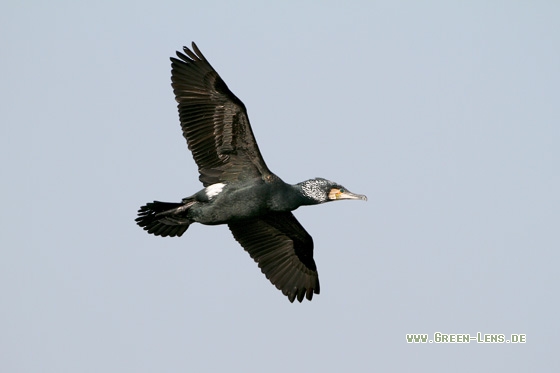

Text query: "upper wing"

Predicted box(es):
[228, 212, 320, 302]
[170, 43, 272, 187]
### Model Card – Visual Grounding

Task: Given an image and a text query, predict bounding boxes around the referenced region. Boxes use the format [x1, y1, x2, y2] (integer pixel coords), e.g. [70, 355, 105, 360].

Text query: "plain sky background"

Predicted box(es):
[2, 1, 559, 372]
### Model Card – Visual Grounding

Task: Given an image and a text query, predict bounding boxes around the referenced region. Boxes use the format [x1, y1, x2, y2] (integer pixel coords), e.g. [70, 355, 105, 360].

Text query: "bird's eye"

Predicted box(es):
[339, 188, 345, 193]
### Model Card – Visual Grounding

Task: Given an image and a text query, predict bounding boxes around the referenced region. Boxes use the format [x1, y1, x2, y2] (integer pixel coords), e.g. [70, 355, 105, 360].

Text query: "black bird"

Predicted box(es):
[136, 43, 367, 302]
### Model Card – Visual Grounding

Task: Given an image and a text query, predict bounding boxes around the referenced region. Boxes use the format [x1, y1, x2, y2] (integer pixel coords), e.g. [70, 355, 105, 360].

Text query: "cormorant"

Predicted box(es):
[136, 43, 367, 302]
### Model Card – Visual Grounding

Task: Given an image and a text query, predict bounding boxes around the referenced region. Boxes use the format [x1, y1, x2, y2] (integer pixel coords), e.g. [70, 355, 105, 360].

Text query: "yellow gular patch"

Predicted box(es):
[328, 188, 341, 200]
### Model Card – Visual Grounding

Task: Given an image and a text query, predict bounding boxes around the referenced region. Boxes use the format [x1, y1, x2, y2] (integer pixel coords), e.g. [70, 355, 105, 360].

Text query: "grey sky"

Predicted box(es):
[2, 1, 559, 372]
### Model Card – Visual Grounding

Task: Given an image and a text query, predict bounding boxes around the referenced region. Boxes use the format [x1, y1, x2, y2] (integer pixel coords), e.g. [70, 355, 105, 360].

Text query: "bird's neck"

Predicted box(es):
[291, 182, 323, 206]
[265, 182, 316, 212]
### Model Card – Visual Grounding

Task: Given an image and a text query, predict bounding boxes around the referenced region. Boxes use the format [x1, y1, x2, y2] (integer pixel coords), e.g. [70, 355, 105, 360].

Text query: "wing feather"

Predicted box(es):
[171, 42, 272, 186]
[228, 212, 320, 302]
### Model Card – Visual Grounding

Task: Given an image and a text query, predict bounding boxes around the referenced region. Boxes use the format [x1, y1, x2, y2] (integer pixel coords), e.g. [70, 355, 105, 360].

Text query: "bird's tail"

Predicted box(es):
[136, 201, 193, 237]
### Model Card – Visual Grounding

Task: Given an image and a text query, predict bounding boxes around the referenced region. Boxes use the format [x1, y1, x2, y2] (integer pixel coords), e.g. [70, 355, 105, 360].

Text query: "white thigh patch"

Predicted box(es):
[205, 183, 226, 199]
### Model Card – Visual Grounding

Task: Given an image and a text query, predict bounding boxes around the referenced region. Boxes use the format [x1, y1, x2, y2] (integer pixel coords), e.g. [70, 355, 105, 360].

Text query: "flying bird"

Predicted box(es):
[136, 43, 367, 302]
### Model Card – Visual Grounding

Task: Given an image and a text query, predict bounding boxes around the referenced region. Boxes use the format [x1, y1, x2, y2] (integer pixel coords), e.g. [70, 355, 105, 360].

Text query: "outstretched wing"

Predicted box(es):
[228, 212, 320, 302]
[171, 43, 272, 187]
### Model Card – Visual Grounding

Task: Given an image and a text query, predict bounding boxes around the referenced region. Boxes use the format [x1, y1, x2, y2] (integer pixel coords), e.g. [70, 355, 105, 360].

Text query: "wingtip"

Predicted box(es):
[191, 42, 204, 59]
[284, 285, 319, 303]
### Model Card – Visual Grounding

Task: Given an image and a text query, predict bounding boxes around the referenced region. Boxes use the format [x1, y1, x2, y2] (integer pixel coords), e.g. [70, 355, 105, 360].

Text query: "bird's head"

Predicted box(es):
[298, 178, 367, 204]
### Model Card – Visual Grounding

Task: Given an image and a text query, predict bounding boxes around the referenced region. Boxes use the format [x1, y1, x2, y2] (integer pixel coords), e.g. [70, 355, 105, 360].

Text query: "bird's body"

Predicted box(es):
[136, 43, 366, 302]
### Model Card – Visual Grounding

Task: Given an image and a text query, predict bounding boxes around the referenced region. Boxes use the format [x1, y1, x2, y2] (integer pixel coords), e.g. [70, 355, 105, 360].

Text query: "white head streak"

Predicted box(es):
[301, 178, 331, 202]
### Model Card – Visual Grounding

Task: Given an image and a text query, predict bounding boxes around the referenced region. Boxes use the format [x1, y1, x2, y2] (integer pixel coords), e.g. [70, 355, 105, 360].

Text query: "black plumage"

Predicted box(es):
[136, 43, 366, 302]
